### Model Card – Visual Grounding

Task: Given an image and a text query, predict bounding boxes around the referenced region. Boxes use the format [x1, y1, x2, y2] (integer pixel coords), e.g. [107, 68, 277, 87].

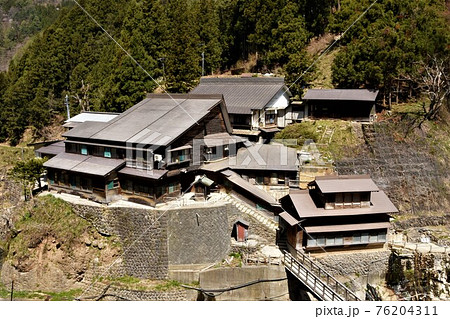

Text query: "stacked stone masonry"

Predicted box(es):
[71, 202, 245, 279]
[80, 281, 192, 301]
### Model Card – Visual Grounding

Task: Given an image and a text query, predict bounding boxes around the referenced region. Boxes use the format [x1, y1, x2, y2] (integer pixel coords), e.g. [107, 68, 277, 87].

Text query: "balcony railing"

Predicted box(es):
[126, 159, 153, 170]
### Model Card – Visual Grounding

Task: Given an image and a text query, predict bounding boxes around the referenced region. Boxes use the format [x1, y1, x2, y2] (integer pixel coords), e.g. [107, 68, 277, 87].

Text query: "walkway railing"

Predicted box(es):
[283, 248, 360, 301]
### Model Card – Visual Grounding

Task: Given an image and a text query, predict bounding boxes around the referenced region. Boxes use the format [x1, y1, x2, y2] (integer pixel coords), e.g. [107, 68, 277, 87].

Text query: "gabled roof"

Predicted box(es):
[303, 89, 379, 102]
[279, 212, 299, 226]
[63, 94, 231, 147]
[284, 190, 398, 218]
[191, 77, 290, 114]
[312, 175, 379, 193]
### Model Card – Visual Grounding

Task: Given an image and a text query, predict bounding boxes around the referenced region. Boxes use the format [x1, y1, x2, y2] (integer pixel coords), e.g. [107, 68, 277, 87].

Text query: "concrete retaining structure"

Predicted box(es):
[313, 249, 391, 299]
[79, 281, 196, 301]
[71, 201, 234, 279]
[199, 265, 289, 301]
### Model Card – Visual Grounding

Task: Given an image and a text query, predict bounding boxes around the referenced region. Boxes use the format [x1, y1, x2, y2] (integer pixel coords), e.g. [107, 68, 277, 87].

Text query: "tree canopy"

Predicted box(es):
[0, 0, 448, 144]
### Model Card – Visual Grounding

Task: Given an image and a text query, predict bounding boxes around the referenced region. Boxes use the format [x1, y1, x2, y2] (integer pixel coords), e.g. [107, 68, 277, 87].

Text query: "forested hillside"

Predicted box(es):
[0, 0, 448, 145]
[0, 0, 70, 71]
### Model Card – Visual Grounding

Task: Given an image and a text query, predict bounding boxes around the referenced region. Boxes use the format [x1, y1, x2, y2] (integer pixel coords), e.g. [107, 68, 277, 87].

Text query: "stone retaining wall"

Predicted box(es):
[71, 202, 232, 279]
[227, 205, 276, 244]
[314, 250, 391, 278]
[80, 281, 194, 301]
[168, 205, 229, 265]
[72, 204, 169, 279]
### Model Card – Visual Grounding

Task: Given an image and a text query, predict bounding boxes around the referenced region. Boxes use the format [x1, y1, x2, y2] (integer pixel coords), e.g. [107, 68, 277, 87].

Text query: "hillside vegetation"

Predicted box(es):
[0, 0, 448, 144]
[0, 1, 69, 71]
[276, 109, 450, 243]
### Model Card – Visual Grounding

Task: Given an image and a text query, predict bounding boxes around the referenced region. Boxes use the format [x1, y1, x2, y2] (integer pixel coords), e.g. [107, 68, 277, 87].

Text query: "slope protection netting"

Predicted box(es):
[335, 123, 449, 215]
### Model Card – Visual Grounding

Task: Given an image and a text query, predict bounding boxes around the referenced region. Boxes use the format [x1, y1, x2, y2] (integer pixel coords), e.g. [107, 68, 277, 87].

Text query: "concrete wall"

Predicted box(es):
[199, 265, 289, 301]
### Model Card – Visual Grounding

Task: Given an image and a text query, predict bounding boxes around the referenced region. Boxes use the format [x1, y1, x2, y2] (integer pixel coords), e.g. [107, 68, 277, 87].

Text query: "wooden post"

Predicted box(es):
[10, 280, 14, 301]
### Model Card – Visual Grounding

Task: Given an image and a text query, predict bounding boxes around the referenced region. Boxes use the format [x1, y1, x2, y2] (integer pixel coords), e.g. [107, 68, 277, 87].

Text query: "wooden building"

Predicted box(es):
[43, 94, 240, 205]
[232, 219, 250, 242]
[191, 77, 301, 139]
[229, 144, 299, 188]
[39, 94, 303, 212]
[303, 89, 379, 121]
[189, 175, 215, 201]
[279, 175, 398, 253]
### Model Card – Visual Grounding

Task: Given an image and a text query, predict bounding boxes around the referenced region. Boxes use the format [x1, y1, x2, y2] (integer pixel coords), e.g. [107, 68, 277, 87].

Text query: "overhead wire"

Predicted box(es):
[71, 0, 199, 126]
[256, 0, 380, 127]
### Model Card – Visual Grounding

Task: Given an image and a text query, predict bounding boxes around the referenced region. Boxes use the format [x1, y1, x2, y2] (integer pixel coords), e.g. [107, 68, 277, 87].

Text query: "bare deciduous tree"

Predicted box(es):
[72, 80, 91, 112]
[416, 56, 449, 121]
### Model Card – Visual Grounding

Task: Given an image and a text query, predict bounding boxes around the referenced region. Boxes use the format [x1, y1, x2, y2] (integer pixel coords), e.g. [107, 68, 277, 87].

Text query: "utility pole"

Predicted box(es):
[201, 51, 205, 77]
[158, 57, 166, 86]
[199, 42, 205, 77]
[65, 94, 70, 120]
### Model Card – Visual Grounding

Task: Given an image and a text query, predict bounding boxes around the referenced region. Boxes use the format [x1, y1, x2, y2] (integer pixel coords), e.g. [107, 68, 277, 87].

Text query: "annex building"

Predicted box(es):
[279, 175, 398, 253]
[191, 76, 303, 139]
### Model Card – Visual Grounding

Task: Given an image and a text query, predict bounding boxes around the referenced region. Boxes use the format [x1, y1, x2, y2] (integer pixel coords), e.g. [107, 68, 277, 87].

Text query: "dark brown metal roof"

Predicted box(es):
[304, 222, 390, 234]
[280, 212, 299, 226]
[200, 158, 230, 172]
[203, 132, 246, 147]
[313, 175, 379, 193]
[287, 189, 398, 218]
[303, 89, 379, 102]
[191, 77, 290, 114]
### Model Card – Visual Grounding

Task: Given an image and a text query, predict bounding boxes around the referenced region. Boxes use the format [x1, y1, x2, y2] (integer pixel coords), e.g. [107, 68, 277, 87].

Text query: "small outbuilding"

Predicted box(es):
[279, 175, 398, 253]
[190, 175, 215, 201]
[232, 219, 250, 242]
[303, 89, 379, 121]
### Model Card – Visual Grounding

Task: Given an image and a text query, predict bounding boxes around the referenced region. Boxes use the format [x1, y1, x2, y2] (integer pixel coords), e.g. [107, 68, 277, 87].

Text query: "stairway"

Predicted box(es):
[283, 250, 360, 301]
[321, 126, 335, 145]
[223, 194, 279, 232]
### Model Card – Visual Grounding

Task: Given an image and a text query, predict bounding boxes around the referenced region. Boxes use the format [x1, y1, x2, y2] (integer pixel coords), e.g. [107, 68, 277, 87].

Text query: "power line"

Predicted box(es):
[71, 0, 199, 125]
[286, 0, 380, 93]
